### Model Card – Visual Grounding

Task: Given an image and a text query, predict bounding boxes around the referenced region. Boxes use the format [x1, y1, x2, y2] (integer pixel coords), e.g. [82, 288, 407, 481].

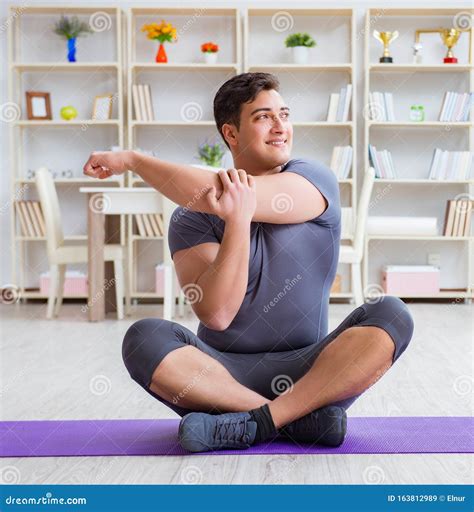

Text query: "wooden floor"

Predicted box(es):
[1, 301, 472, 484]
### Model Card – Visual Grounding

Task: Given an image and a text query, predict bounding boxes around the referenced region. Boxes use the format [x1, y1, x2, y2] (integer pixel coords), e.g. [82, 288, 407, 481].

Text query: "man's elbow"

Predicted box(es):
[199, 311, 233, 331]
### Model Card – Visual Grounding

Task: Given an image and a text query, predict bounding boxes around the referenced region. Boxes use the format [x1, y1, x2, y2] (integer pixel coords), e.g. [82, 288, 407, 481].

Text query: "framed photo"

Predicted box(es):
[26, 92, 52, 120]
[92, 94, 113, 120]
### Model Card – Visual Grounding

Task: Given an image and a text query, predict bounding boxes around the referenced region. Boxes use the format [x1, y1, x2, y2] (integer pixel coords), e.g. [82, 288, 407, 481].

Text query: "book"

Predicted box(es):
[342, 84, 352, 122]
[452, 200, 461, 237]
[144, 85, 154, 121]
[148, 214, 160, 236]
[135, 214, 146, 236]
[138, 85, 148, 122]
[326, 93, 339, 122]
[15, 201, 30, 237]
[25, 201, 42, 237]
[443, 200, 456, 236]
[19, 201, 36, 237]
[32, 201, 46, 236]
[462, 200, 472, 236]
[141, 212, 154, 237]
[132, 84, 142, 121]
[154, 214, 164, 236]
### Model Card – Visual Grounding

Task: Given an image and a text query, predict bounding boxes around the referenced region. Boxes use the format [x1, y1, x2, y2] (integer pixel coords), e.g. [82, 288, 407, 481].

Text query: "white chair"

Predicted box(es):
[35, 167, 128, 319]
[338, 167, 376, 306]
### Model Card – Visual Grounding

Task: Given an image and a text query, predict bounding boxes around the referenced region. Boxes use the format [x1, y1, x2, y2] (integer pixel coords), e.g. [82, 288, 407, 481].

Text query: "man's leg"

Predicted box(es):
[268, 325, 393, 428]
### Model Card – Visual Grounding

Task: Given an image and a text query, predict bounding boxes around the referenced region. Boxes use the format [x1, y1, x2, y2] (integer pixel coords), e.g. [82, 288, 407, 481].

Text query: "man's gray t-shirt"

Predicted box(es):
[168, 158, 341, 354]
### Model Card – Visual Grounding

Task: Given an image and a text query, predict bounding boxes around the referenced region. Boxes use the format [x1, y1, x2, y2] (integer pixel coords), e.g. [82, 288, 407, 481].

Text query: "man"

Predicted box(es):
[83, 73, 414, 453]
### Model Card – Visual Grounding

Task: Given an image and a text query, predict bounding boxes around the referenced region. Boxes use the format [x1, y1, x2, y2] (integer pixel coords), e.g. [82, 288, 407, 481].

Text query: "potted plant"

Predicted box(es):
[53, 15, 92, 62]
[201, 42, 219, 65]
[141, 21, 177, 63]
[284, 33, 316, 65]
[197, 141, 225, 167]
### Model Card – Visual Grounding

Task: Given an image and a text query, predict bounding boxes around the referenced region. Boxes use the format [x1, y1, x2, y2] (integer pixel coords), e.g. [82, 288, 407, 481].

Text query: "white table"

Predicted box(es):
[79, 187, 177, 321]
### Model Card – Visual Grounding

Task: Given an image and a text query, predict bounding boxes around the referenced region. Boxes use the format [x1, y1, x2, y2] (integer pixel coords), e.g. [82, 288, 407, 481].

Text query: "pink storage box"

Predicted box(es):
[382, 265, 440, 295]
[40, 270, 88, 296]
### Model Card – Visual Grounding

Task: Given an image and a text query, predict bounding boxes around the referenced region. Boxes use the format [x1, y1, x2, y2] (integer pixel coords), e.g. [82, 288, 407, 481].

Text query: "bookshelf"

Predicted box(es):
[7, 5, 125, 300]
[243, 7, 357, 298]
[363, 7, 474, 300]
[126, 7, 241, 301]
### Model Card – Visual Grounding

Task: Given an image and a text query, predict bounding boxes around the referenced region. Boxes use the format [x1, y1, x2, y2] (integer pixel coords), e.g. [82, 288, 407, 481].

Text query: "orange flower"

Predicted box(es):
[201, 41, 219, 53]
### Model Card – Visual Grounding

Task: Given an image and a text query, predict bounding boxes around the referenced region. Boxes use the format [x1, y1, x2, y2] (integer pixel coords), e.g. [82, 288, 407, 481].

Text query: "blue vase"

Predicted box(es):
[67, 37, 77, 62]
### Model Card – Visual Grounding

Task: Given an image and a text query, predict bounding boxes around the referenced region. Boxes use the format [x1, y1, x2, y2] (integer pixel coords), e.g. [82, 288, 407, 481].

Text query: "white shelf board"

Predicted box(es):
[369, 64, 472, 73]
[132, 63, 239, 71]
[369, 122, 473, 128]
[248, 64, 352, 72]
[15, 120, 120, 127]
[131, 121, 216, 127]
[373, 179, 473, 184]
[368, 235, 472, 241]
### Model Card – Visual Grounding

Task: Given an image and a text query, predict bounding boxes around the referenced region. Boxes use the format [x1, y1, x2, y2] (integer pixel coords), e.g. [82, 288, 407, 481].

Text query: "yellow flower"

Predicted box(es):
[162, 26, 170, 34]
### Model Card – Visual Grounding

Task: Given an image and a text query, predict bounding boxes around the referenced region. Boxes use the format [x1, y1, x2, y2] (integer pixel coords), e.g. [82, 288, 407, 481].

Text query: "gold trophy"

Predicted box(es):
[440, 28, 461, 63]
[373, 30, 399, 63]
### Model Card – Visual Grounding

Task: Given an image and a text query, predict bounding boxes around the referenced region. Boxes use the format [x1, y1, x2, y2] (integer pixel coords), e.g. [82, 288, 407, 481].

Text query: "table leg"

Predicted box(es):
[88, 193, 105, 321]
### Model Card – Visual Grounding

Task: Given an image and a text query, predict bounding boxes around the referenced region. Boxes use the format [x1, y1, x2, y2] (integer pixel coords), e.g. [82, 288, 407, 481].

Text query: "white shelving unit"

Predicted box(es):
[243, 8, 357, 298]
[363, 7, 474, 300]
[126, 7, 241, 300]
[7, 5, 125, 300]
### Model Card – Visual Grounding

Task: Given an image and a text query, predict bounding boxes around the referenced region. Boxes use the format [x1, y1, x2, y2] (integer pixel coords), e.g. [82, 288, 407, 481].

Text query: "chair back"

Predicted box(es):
[35, 167, 64, 260]
[353, 167, 376, 258]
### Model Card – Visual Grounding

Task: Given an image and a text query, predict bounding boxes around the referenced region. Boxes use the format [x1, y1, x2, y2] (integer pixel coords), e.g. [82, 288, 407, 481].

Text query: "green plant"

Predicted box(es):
[53, 15, 92, 40]
[197, 141, 225, 167]
[284, 33, 316, 48]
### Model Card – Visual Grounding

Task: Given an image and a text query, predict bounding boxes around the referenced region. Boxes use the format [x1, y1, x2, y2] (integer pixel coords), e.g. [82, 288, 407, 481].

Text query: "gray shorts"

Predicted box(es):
[122, 296, 414, 417]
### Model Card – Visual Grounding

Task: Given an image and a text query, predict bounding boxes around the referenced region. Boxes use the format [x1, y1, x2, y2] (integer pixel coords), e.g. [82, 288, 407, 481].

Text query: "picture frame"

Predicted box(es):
[26, 91, 52, 120]
[92, 94, 113, 120]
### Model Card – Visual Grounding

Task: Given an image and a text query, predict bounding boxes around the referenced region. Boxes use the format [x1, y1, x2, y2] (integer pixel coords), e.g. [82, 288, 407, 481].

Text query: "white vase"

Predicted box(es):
[204, 52, 218, 64]
[292, 46, 310, 65]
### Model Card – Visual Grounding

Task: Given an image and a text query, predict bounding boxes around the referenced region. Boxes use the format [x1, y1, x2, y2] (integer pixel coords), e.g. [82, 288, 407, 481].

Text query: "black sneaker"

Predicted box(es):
[178, 411, 258, 453]
[280, 406, 347, 447]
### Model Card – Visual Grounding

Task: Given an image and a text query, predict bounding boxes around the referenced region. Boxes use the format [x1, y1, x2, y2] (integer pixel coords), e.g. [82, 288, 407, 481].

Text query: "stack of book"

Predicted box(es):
[15, 200, 45, 237]
[368, 145, 397, 178]
[438, 92, 472, 122]
[135, 213, 164, 237]
[329, 146, 353, 179]
[326, 84, 352, 122]
[132, 84, 155, 121]
[443, 199, 472, 237]
[368, 91, 395, 121]
[428, 149, 473, 180]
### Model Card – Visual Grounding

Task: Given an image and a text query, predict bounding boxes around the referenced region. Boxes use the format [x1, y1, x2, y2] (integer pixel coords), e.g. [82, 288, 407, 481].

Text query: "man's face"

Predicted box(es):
[223, 89, 293, 172]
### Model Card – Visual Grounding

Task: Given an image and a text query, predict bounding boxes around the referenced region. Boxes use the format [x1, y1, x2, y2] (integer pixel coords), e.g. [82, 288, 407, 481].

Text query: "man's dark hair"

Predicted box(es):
[213, 72, 280, 149]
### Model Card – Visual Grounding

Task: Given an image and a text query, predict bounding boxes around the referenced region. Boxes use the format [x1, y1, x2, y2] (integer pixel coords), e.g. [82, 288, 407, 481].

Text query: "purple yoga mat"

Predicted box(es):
[1, 417, 472, 457]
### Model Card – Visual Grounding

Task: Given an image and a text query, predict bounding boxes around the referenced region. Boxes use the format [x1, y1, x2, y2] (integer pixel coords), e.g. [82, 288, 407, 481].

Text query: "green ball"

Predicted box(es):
[60, 106, 78, 121]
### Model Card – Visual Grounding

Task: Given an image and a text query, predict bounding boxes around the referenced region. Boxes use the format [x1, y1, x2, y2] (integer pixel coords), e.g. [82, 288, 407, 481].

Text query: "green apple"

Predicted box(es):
[60, 106, 78, 121]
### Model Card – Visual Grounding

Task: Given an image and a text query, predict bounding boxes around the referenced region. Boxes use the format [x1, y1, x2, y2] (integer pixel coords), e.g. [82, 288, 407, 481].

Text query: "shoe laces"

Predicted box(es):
[214, 417, 249, 443]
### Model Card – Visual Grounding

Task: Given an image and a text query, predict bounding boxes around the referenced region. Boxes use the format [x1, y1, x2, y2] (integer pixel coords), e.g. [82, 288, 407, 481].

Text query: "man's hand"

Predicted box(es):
[206, 169, 256, 224]
[83, 150, 135, 179]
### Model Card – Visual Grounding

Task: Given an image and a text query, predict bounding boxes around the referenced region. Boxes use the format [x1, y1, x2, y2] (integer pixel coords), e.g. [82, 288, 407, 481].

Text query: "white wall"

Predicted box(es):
[0, 0, 470, 289]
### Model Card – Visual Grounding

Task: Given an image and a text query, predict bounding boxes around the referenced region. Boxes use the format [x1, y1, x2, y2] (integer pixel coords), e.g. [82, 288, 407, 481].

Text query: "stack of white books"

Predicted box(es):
[428, 149, 474, 180]
[368, 91, 395, 121]
[132, 84, 155, 121]
[329, 146, 353, 179]
[326, 84, 352, 122]
[368, 145, 397, 178]
[438, 92, 472, 122]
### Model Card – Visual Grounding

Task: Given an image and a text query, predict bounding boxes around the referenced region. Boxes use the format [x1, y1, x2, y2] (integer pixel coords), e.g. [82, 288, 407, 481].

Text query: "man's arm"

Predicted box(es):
[174, 221, 250, 331]
[128, 151, 327, 224]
